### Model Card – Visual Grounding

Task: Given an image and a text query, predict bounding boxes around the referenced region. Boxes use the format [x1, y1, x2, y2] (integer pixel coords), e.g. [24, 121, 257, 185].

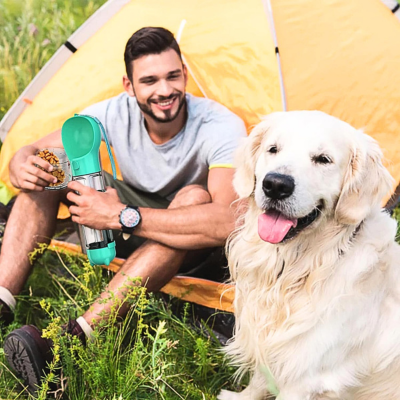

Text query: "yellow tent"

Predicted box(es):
[0, 0, 400, 310]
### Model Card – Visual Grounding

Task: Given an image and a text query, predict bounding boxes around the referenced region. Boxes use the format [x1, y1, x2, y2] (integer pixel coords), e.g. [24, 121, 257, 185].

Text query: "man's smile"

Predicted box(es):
[152, 96, 177, 111]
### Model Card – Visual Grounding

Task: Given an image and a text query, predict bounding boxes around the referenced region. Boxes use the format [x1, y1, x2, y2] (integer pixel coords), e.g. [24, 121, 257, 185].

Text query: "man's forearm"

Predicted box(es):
[134, 203, 235, 250]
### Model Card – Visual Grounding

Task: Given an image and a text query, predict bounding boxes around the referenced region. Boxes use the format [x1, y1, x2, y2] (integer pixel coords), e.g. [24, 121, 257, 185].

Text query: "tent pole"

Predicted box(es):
[380, 0, 400, 21]
[263, 0, 287, 111]
[176, 19, 208, 99]
[0, 0, 131, 142]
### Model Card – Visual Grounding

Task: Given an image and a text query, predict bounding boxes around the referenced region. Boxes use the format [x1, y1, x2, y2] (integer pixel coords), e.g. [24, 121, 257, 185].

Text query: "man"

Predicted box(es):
[0, 27, 246, 391]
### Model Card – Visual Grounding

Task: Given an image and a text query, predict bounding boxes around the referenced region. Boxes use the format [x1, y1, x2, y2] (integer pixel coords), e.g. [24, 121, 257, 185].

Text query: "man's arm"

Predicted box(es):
[9, 129, 63, 191]
[67, 167, 238, 250]
[135, 167, 237, 249]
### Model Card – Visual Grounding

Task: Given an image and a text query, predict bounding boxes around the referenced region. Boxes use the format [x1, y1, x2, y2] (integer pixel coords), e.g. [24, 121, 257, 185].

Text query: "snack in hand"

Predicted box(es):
[36, 149, 66, 187]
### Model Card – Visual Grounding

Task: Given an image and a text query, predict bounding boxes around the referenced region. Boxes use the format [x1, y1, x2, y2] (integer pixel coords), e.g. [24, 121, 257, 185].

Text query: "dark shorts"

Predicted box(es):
[104, 173, 228, 282]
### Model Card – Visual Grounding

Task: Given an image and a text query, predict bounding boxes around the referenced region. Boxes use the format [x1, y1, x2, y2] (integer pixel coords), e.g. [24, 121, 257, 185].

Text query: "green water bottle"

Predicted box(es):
[61, 114, 117, 266]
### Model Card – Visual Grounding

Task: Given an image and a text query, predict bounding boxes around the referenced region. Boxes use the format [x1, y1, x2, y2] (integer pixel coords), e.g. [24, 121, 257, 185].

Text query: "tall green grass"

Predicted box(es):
[0, 0, 107, 120]
[0, 248, 241, 399]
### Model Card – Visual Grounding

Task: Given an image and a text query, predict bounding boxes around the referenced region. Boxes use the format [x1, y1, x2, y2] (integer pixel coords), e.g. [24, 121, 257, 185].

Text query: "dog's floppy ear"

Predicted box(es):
[335, 132, 394, 225]
[233, 120, 269, 198]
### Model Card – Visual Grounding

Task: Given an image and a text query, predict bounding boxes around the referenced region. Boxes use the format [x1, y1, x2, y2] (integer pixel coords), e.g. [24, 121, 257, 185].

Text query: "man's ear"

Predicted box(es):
[122, 75, 135, 97]
[335, 132, 394, 225]
[233, 119, 270, 199]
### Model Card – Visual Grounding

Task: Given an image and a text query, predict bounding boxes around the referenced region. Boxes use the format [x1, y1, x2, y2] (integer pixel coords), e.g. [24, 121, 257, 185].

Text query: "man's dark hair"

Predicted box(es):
[124, 27, 182, 82]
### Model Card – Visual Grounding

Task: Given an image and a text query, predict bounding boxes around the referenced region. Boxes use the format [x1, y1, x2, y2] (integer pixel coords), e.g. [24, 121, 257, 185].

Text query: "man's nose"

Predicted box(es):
[262, 173, 295, 200]
[156, 79, 173, 97]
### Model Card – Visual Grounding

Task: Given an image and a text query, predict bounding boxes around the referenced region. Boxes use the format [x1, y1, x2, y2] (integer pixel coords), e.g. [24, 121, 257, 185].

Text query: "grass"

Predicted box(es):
[0, 247, 241, 399]
[0, 0, 108, 120]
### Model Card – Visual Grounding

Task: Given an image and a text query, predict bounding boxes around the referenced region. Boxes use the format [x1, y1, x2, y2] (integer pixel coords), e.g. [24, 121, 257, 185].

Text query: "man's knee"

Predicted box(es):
[169, 185, 211, 209]
[12, 189, 67, 216]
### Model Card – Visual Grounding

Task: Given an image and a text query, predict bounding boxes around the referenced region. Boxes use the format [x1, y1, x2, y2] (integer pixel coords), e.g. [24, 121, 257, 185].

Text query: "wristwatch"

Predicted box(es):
[119, 205, 141, 234]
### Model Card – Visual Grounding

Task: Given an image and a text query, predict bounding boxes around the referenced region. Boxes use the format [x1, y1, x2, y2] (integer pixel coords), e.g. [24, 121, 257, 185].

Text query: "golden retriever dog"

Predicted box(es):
[218, 111, 400, 400]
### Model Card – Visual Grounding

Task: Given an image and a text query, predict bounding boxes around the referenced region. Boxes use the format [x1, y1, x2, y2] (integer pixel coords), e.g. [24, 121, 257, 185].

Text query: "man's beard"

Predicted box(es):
[135, 92, 186, 123]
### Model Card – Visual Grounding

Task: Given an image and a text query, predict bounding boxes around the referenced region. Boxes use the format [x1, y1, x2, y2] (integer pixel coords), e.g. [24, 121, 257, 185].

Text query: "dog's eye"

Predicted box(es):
[268, 145, 278, 154]
[313, 154, 332, 164]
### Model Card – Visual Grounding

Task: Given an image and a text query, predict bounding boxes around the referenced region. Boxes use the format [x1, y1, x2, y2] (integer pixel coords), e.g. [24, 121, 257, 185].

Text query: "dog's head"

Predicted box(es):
[234, 111, 393, 244]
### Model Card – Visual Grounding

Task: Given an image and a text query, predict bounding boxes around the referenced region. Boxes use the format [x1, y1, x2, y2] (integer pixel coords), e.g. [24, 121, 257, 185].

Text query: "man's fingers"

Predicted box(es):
[20, 182, 45, 192]
[68, 205, 80, 216]
[25, 165, 57, 184]
[71, 215, 86, 226]
[67, 180, 90, 194]
[66, 191, 83, 205]
[28, 155, 53, 172]
[25, 176, 49, 188]
[21, 169, 53, 187]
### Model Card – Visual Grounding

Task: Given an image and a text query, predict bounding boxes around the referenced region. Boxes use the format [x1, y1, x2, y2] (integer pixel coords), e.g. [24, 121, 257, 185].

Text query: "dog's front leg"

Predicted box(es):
[278, 388, 341, 400]
[218, 371, 271, 400]
[278, 387, 315, 400]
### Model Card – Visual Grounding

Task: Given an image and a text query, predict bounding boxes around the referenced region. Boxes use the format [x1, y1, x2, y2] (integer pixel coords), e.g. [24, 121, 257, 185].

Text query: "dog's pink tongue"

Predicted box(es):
[258, 211, 297, 244]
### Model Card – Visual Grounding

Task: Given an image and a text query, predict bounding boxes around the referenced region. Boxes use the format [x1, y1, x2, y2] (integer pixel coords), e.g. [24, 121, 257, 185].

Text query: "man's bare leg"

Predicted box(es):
[0, 190, 64, 295]
[83, 185, 211, 326]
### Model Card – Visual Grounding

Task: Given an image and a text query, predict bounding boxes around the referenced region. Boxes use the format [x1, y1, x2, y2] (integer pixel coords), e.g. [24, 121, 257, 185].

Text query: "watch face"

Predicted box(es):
[121, 208, 141, 228]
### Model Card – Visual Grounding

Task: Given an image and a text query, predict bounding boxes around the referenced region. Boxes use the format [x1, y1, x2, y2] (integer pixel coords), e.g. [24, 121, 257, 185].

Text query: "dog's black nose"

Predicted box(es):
[262, 173, 295, 200]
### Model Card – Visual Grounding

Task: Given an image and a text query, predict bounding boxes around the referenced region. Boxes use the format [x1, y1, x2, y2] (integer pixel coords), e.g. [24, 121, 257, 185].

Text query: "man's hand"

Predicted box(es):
[10, 146, 58, 192]
[66, 180, 125, 230]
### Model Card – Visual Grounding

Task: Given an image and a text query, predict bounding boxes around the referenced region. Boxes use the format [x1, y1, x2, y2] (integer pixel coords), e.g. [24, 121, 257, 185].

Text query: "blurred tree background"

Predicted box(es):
[0, 0, 107, 121]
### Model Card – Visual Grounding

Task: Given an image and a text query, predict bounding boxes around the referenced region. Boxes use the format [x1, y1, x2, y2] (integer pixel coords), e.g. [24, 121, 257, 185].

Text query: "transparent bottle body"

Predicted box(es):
[73, 172, 114, 254]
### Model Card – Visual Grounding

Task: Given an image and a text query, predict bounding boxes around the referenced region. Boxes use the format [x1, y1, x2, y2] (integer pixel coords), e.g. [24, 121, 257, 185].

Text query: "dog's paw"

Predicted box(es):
[217, 389, 242, 400]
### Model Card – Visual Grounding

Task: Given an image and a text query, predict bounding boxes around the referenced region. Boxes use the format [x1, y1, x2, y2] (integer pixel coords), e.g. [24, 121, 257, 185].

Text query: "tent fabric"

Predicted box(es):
[381, 0, 400, 20]
[50, 240, 235, 312]
[0, 0, 400, 208]
[0, 0, 281, 216]
[0, 0, 400, 309]
[271, 0, 400, 202]
[0, 0, 131, 142]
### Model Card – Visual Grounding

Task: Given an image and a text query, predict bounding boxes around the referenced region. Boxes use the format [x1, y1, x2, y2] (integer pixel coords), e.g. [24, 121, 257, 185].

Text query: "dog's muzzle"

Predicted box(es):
[258, 173, 323, 244]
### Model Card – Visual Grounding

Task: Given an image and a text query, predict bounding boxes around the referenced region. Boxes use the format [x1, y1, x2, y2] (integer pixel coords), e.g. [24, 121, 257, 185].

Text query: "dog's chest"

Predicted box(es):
[234, 249, 387, 383]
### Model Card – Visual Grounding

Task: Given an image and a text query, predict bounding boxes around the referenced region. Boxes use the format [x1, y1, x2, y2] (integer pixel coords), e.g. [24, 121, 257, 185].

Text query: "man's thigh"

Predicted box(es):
[104, 173, 228, 282]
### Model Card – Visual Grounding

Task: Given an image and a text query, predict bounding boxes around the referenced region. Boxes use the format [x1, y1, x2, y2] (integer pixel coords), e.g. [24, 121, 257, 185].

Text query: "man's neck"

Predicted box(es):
[144, 105, 187, 145]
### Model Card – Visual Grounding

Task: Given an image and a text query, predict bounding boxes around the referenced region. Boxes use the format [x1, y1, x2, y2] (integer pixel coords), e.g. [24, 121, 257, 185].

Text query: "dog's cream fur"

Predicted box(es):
[219, 111, 400, 400]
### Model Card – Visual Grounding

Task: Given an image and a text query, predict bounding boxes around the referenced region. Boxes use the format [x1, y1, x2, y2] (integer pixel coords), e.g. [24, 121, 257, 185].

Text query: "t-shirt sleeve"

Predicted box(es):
[79, 98, 112, 145]
[205, 114, 247, 169]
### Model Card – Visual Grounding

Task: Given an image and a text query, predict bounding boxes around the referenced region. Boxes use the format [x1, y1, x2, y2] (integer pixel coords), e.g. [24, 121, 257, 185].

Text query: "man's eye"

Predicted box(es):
[168, 74, 180, 80]
[268, 145, 278, 154]
[142, 79, 156, 85]
[313, 154, 332, 164]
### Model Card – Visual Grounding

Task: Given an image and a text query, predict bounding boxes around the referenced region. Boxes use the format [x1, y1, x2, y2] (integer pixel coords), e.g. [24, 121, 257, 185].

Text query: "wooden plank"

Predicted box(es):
[49, 240, 234, 312]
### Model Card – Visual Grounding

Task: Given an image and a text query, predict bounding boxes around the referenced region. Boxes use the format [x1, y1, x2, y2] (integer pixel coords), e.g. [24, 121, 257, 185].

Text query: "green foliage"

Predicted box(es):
[0, 248, 240, 399]
[0, 0, 107, 120]
[392, 206, 400, 242]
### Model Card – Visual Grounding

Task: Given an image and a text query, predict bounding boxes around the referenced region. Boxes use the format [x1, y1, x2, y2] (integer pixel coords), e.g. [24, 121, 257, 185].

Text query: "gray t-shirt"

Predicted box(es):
[81, 92, 246, 200]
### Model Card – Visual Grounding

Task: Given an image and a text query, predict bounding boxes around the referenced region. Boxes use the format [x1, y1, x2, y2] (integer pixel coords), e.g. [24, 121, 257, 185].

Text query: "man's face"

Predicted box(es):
[130, 48, 187, 123]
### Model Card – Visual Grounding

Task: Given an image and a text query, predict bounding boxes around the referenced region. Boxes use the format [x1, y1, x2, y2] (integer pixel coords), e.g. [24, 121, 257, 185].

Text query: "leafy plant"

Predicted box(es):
[0, 0, 108, 121]
[0, 247, 241, 399]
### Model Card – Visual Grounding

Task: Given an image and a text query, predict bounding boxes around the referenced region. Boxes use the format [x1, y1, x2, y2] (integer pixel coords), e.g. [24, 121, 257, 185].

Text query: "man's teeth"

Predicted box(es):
[158, 99, 174, 106]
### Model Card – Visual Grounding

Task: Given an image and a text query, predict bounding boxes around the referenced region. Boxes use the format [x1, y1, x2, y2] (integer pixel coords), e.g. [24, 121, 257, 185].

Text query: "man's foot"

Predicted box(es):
[3, 320, 85, 394]
[3, 325, 53, 394]
[0, 299, 14, 325]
